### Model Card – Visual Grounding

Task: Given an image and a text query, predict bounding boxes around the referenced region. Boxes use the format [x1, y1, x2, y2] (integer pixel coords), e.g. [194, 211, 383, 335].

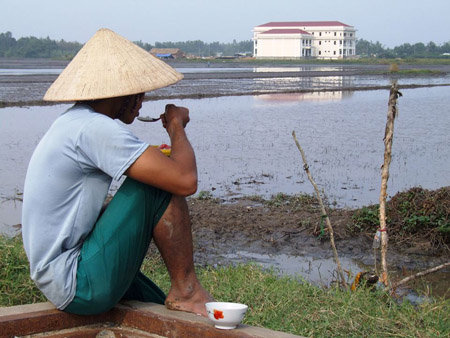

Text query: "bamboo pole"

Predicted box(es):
[379, 83, 402, 286]
[292, 131, 348, 288]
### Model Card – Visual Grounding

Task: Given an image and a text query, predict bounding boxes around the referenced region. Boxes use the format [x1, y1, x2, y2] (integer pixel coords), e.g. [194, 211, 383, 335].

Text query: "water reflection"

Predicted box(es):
[176, 66, 346, 74]
[254, 91, 351, 103]
[224, 251, 365, 286]
[175, 67, 254, 73]
[252, 75, 356, 93]
[254, 66, 344, 72]
[0, 69, 62, 75]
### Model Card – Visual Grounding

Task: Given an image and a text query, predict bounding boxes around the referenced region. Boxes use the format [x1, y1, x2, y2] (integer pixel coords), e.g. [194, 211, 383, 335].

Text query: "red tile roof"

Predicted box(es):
[258, 21, 352, 28]
[261, 29, 312, 35]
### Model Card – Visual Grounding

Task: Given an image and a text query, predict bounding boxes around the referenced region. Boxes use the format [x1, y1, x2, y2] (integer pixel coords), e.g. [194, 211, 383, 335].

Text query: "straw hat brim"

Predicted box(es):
[43, 28, 183, 102]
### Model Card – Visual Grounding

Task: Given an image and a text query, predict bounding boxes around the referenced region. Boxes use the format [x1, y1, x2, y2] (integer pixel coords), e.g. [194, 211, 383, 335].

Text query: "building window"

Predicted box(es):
[334, 32, 336, 36]
[319, 32, 322, 36]
[340, 40, 342, 45]
[334, 51, 336, 55]
[319, 41, 321, 45]
[350, 33, 353, 37]
[319, 51, 321, 55]
[344, 33, 347, 37]
[334, 41, 336, 45]
[339, 49, 342, 55]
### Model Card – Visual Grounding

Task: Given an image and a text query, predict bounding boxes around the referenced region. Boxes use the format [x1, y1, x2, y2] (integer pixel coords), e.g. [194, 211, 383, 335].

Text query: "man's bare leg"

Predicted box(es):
[152, 195, 214, 317]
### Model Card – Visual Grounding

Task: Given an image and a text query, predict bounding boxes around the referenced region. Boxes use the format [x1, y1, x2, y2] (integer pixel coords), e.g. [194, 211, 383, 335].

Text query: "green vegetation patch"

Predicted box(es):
[265, 192, 319, 210]
[352, 187, 450, 251]
[0, 236, 45, 306]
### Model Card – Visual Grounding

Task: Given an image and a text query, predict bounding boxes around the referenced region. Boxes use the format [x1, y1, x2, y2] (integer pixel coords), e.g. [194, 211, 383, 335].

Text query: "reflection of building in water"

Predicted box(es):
[254, 91, 353, 104]
[251, 75, 355, 95]
[253, 21, 356, 60]
[253, 66, 343, 73]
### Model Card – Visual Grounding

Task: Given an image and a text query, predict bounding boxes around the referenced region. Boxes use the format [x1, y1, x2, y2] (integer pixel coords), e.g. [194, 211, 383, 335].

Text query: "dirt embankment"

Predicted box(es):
[187, 187, 449, 271]
[2, 58, 450, 107]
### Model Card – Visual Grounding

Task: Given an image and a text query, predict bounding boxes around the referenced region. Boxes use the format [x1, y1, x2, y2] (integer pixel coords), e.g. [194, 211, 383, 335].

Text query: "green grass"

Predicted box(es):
[0, 236, 46, 306]
[2, 236, 449, 337]
[142, 254, 449, 337]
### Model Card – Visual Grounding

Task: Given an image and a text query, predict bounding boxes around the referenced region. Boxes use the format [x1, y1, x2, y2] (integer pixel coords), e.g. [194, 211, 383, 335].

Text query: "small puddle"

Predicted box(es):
[222, 250, 449, 301]
[223, 250, 367, 286]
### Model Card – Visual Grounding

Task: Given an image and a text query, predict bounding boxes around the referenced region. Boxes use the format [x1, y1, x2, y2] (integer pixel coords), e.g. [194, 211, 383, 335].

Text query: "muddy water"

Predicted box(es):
[1, 86, 450, 236]
[220, 251, 449, 302]
[140, 86, 450, 205]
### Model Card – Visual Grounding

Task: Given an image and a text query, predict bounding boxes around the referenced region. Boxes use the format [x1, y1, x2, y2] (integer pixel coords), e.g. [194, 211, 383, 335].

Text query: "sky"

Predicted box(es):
[1, 0, 449, 48]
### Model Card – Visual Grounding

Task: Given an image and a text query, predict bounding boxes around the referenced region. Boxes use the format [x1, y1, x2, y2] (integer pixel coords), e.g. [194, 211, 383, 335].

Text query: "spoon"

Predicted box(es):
[137, 116, 161, 122]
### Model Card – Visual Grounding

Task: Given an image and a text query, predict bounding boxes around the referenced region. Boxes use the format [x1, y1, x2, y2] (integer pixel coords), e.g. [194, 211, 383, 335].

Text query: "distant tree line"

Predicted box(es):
[356, 38, 450, 58]
[0, 31, 253, 59]
[0, 32, 82, 59]
[135, 39, 253, 57]
[1, 31, 449, 59]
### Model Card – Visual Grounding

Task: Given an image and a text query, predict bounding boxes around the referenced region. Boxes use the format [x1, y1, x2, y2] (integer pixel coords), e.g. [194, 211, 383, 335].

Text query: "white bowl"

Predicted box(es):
[205, 302, 248, 329]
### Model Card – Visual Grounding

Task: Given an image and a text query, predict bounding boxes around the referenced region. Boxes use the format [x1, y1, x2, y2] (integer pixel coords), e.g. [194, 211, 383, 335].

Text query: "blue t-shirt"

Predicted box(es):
[22, 103, 149, 309]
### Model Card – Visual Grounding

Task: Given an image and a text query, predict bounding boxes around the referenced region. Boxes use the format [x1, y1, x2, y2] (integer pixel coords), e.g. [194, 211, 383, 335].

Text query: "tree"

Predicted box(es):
[426, 41, 438, 54]
[0, 31, 16, 57]
[356, 39, 389, 57]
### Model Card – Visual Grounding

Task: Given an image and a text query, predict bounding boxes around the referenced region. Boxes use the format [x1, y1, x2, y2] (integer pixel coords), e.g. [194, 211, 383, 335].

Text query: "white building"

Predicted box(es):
[253, 21, 357, 60]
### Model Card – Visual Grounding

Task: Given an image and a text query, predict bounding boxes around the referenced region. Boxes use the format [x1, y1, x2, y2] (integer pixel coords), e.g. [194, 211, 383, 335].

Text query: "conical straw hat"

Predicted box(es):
[43, 28, 183, 101]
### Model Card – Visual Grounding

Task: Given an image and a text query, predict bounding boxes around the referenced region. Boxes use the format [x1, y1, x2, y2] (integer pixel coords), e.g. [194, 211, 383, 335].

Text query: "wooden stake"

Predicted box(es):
[292, 131, 348, 288]
[379, 83, 402, 286]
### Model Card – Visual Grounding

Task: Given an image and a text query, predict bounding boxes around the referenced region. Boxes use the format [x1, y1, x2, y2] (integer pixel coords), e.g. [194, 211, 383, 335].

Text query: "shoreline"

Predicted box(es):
[2, 58, 450, 107]
[1, 82, 450, 109]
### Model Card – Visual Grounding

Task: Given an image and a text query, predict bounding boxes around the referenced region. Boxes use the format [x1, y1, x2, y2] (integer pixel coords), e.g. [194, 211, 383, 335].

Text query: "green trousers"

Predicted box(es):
[64, 178, 172, 315]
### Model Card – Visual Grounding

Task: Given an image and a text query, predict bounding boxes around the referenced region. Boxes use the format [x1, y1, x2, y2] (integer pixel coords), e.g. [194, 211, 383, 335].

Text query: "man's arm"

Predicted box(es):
[125, 104, 198, 196]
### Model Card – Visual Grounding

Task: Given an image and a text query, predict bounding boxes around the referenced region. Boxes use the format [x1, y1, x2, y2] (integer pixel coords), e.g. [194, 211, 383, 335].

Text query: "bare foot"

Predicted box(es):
[165, 283, 215, 317]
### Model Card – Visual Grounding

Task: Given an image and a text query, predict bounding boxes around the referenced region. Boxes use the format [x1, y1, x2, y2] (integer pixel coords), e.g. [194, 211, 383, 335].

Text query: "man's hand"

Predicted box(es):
[161, 104, 190, 130]
[125, 104, 197, 196]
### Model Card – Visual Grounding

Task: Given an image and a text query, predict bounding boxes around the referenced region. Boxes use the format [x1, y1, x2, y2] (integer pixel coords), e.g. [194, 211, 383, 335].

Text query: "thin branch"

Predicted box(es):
[392, 261, 450, 289]
[292, 131, 348, 288]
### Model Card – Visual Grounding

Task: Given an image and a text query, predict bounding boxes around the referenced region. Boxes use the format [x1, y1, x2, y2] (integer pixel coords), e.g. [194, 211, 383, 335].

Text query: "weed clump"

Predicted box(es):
[352, 187, 450, 252]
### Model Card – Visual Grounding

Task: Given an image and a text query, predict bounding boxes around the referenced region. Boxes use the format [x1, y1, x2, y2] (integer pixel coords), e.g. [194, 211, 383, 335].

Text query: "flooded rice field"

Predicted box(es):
[1, 86, 449, 232]
[1, 59, 449, 296]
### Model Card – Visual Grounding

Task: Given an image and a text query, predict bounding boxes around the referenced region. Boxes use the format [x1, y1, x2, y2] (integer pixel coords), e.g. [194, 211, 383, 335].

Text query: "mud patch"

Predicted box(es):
[183, 193, 449, 298]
